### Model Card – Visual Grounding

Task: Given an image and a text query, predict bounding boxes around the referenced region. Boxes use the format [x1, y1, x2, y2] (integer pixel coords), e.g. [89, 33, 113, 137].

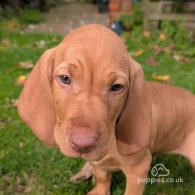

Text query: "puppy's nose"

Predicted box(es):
[69, 128, 98, 154]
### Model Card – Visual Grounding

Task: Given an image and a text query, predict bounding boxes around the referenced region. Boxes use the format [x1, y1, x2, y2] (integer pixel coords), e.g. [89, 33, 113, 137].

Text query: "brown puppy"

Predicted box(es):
[18, 24, 195, 195]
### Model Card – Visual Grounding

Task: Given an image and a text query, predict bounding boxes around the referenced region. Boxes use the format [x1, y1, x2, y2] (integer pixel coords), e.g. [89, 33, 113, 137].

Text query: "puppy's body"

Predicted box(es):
[17, 24, 195, 195]
[149, 82, 195, 154]
[77, 82, 195, 195]
[71, 82, 195, 195]
[93, 81, 195, 163]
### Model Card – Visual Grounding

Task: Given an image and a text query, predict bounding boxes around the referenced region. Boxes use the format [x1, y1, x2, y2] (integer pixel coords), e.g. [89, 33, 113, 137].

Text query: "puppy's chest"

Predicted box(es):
[92, 152, 123, 171]
[91, 141, 126, 171]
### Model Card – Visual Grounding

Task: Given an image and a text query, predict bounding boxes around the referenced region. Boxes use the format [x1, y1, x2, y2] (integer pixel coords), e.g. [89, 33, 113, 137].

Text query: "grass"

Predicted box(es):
[18, 10, 44, 24]
[0, 22, 195, 194]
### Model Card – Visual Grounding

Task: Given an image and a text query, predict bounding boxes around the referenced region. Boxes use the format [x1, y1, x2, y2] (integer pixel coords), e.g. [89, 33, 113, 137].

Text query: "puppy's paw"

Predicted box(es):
[69, 162, 93, 183]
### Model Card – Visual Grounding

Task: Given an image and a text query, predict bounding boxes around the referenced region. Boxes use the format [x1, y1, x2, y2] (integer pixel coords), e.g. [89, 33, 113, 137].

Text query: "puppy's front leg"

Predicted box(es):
[87, 164, 111, 195]
[122, 150, 152, 195]
[70, 162, 93, 183]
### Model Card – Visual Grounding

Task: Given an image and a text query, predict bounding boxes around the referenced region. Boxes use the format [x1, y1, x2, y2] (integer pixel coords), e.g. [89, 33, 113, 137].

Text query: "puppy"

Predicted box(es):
[18, 24, 195, 195]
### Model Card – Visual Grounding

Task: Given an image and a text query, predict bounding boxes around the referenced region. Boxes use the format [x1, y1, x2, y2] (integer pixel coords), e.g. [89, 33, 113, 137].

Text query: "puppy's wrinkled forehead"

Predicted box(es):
[54, 24, 128, 66]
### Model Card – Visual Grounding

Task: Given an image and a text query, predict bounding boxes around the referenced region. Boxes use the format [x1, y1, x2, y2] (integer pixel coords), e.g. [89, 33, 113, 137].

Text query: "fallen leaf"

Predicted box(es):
[151, 45, 164, 55]
[19, 142, 25, 148]
[173, 54, 189, 63]
[173, 54, 182, 62]
[143, 31, 151, 38]
[2, 175, 10, 182]
[162, 43, 175, 54]
[0, 98, 18, 109]
[1, 38, 12, 48]
[132, 49, 144, 57]
[11, 99, 18, 107]
[33, 40, 46, 48]
[17, 61, 34, 69]
[152, 74, 170, 82]
[146, 57, 159, 66]
[5, 19, 21, 30]
[168, 43, 176, 50]
[159, 33, 167, 41]
[151, 44, 175, 55]
[24, 186, 32, 193]
[16, 75, 27, 86]
[13, 183, 24, 193]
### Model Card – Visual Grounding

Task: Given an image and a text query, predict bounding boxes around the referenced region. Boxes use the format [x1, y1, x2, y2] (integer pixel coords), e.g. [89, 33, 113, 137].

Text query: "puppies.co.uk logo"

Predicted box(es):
[137, 163, 183, 184]
[151, 163, 170, 177]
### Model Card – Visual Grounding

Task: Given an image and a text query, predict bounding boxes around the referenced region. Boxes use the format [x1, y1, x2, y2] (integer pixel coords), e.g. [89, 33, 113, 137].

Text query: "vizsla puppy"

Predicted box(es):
[17, 24, 195, 195]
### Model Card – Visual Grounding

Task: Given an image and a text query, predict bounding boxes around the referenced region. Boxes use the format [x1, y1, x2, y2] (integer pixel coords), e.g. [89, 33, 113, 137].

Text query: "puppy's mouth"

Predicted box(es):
[80, 149, 107, 161]
[65, 142, 107, 161]
[70, 143, 97, 154]
[58, 139, 108, 161]
[69, 143, 107, 161]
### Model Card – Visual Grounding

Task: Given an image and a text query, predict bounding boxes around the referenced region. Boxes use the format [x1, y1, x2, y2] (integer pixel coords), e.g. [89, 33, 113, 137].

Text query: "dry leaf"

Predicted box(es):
[5, 19, 21, 30]
[19, 142, 25, 148]
[2, 175, 10, 182]
[151, 45, 164, 55]
[24, 186, 32, 193]
[173, 54, 182, 62]
[1, 38, 12, 48]
[143, 31, 151, 38]
[11, 99, 18, 107]
[151, 44, 175, 55]
[159, 33, 167, 41]
[16, 75, 27, 86]
[146, 57, 159, 66]
[17, 61, 34, 69]
[33, 40, 46, 48]
[173, 54, 188, 63]
[168, 43, 176, 50]
[132, 49, 144, 57]
[152, 74, 170, 82]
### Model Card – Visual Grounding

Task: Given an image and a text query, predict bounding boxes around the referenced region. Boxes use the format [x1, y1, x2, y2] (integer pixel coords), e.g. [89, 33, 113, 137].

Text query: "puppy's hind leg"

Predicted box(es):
[171, 128, 195, 171]
[69, 162, 93, 183]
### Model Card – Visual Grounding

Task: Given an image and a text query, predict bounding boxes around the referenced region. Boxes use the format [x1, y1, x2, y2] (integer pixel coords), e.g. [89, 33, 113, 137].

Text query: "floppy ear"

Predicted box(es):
[17, 48, 57, 146]
[116, 57, 152, 156]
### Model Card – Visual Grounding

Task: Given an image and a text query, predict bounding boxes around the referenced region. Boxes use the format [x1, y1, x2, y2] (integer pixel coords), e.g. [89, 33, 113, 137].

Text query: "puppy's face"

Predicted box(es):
[52, 26, 129, 161]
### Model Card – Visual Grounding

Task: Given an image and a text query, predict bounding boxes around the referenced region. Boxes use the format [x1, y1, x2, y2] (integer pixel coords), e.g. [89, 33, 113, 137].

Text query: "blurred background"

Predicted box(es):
[0, 0, 195, 194]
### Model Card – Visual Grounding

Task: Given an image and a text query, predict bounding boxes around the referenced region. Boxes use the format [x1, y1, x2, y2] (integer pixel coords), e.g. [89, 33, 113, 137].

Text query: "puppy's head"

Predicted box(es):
[18, 24, 151, 161]
[53, 25, 129, 160]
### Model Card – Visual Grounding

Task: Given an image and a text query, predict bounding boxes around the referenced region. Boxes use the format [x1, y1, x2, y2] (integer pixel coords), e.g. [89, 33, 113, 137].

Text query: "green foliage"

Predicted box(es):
[161, 21, 176, 38]
[120, 6, 143, 30]
[0, 6, 15, 20]
[161, 21, 193, 42]
[18, 10, 44, 24]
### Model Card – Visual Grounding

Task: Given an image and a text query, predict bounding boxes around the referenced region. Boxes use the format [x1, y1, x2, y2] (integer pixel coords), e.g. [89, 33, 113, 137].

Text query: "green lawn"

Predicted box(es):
[0, 24, 195, 195]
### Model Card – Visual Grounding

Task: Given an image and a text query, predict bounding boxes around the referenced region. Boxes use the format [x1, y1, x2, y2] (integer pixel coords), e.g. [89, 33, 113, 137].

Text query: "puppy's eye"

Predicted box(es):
[58, 75, 71, 85]
[110, 84, 123, 92]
